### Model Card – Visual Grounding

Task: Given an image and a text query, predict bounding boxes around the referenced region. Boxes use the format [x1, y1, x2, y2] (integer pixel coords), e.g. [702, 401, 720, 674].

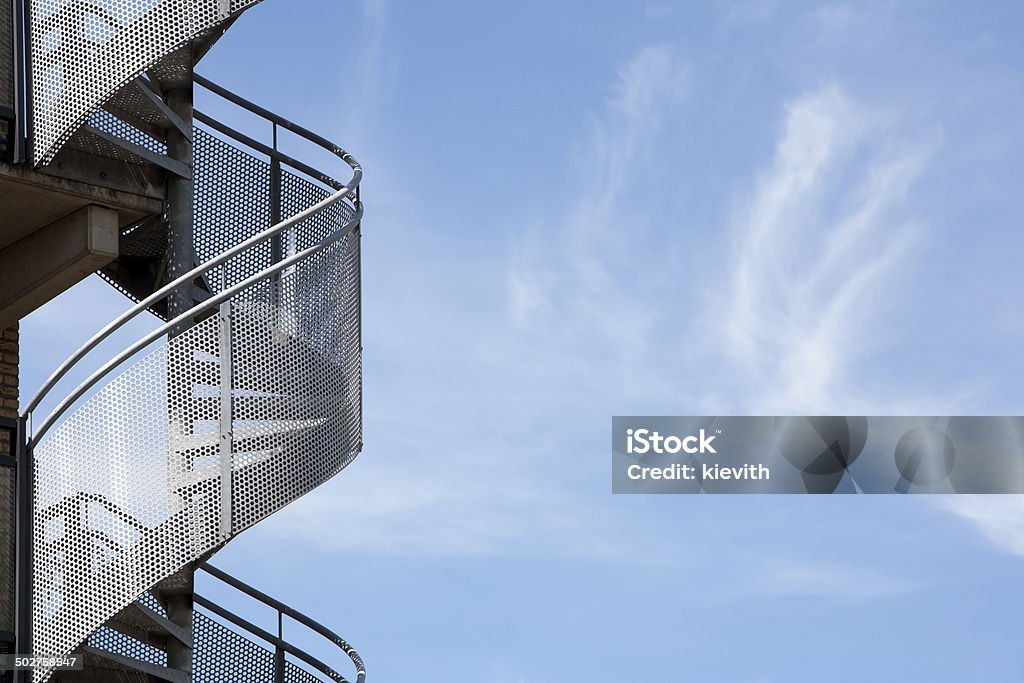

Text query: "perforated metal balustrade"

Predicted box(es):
[27, 137, 361, 682]
[29, 0, 263, 165]
[1, 1, 14, 114]
[19, 3, 365, 681]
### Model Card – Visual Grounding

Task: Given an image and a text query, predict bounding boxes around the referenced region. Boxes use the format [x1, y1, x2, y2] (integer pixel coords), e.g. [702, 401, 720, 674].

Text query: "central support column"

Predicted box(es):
[161, 568, 194, 677]
[162, 47, 196, 681]
[166, 75, 195, 328]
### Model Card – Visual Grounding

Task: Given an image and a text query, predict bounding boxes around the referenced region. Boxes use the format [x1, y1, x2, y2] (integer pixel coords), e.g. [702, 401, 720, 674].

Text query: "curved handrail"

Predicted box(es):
[31, 204, 361, 443]
[194, 74, 352, 164]
[26, 75, 366, 683]
[23, 75, 363, 442]
[200, 563, 366, 681]
[195, 595, 350, 682]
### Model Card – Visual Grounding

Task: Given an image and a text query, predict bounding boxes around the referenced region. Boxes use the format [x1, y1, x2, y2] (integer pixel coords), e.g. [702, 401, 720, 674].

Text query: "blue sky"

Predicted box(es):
[19, 0, 1024, 680]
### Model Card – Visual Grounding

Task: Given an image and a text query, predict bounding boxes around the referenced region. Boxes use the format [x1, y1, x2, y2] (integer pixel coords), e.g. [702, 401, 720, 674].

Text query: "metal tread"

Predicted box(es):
[106, 599, 193, 650]
[103, 78, 191, 142]
[80, 646, 188, 683]
[77, 125, 191, 179]
[169, 418, 329, 452]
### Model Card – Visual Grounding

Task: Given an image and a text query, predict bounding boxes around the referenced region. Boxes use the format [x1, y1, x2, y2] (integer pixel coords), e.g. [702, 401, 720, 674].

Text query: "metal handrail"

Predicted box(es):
[30, 199, 361, 443]
[194, 74, 347, 161]
[23, 75, 363, 443]
[199, 563, 366, 683]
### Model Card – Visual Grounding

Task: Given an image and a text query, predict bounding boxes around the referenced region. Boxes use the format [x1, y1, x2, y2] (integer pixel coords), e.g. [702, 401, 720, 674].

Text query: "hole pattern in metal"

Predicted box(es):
[88, 625, 168, 668]
[1, 1, 13, 112]
[194, 126, 271, 291]
[193, 611, 329, 683]
[0, 467, 13, 633]
[31, 127, 361, 682]
[28, 0, 262, 165]
[85, 108, 169, 157]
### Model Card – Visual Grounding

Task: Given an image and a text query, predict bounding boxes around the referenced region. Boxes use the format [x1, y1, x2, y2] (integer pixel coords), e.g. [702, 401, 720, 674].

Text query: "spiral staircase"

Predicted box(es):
[4, 2, 365, 682]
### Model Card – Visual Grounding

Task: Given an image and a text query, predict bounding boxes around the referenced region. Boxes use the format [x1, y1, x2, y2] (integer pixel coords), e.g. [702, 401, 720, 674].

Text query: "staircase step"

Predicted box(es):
[120, 214, 170, 259]
[190, 385, 292, 400]
[50, 667, 148, 682]
[171, 448, 282, 489]
[80, 646, 188, 683]
[104, 77, 191, 142]
[76, 125, 191, 179]
[107, 598, 194, 650]
[101, 220, 215, 320]
[170, 418, 328, 452]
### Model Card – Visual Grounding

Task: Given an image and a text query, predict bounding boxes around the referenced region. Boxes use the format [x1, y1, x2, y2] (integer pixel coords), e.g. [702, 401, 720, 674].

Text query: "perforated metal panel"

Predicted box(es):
[79, 108, 169, 159]
[193, 611, 330, 683]
[28, 0, 262, 165]
[195, 126, 271, 289]
[87, 625, 168, 668]
[0, 0, 13, 113]
[31, 126, 361, 681]
[0, 466, 13, 633]
[194, 126, 354, 294]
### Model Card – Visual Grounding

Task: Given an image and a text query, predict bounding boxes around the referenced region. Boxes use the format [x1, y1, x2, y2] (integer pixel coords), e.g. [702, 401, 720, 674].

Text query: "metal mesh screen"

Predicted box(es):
[31, 130, 361, 681]
[80, 108, 168, 157]
[84, 600, 334, 681]
[87, 625, 168, 667]
[193, 611, 329, 683]
[28, 0, 263, 165]
[0, 0, 13, 113]
[195, 127, 271, 290]
[0, 466, 13, 633]
[194, 127, 349, 290]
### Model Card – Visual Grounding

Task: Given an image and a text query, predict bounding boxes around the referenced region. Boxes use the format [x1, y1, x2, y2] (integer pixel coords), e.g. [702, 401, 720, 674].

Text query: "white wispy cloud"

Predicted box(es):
[254, 45, 696, 560]
[512, 66, 942, 417]
[709, 83, 940, 413]
[811, 3, 857, 33]
[339, 0, 393, 141]
[509, 44, 689, 399]
[730, 559, 921, 603]
[260, 54, 942, 565]
[723, 0, 779, 25]
[939, 496, 1024, 557]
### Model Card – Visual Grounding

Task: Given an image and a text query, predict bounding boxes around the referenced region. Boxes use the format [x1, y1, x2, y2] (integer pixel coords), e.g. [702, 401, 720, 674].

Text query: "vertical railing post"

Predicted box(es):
[269, 123, 284, 317]
[217, 298, 233, 539]
[270, 124, 282, 228]
[273, 611, 285, 683]
[166, 62, 195, 330]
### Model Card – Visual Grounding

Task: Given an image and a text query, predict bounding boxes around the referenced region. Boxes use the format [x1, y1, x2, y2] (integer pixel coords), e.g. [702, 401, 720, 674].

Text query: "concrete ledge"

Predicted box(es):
[0, 206, 120, 329]
[0, 159, 162, 251]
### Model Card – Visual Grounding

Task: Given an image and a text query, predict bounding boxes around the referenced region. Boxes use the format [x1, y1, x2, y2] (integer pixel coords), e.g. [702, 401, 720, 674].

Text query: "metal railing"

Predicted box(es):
[22, 77, 362, 443]
[197, 564, 365, 683]
[22, 75, 364, 682]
